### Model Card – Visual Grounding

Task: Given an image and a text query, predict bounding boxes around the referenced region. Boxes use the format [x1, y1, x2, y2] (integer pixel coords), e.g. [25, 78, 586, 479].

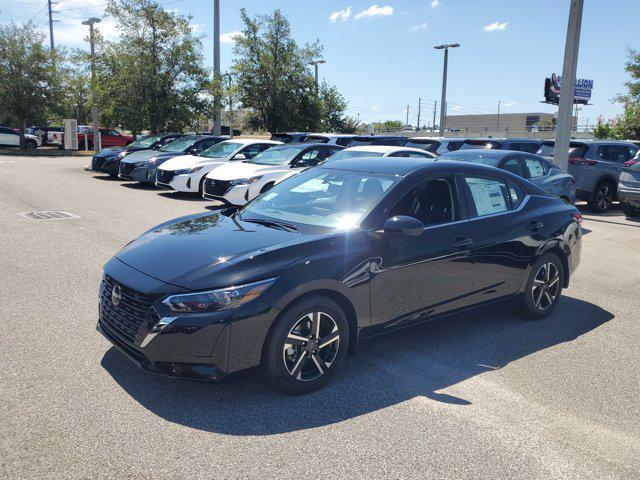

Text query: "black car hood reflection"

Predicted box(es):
[94, 145, 149, 158]
[115, 212, 335, 291]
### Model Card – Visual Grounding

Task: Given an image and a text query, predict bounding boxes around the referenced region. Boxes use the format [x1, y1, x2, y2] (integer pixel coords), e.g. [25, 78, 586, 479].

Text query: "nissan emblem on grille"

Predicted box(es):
[111, 285, 122, 307]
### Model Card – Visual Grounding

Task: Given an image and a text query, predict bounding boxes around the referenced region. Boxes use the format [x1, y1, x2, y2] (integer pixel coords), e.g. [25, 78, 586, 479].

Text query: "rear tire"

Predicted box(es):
[622, 205, 639, 217]
[262, 296, 349, 395]
[25, 139, 37, 150]
[588, 181, 615, 212]
[520, 253, 564, 320]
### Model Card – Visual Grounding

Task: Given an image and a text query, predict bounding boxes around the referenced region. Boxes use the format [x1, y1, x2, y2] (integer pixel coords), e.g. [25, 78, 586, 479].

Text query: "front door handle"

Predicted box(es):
[528, 220, 544, 231]
[451, 237, 473, 248]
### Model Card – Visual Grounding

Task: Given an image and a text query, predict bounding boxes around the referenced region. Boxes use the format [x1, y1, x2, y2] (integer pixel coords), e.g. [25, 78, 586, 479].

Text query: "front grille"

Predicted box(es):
[119, 162, 135, 178]
[99, 275, 157, 345]
[156, 169, 177, 185]
[203, 178, 232, 197]
[92, 156, 106, 170]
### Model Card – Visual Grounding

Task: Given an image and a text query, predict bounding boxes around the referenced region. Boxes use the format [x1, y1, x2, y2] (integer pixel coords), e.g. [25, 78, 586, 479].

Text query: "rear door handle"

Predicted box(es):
[451, 237, 473, 248]
[528, 220, 544, 231]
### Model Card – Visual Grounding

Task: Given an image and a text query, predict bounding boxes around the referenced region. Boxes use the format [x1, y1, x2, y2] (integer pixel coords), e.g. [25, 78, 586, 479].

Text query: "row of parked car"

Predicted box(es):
[88, 131, 640, 215]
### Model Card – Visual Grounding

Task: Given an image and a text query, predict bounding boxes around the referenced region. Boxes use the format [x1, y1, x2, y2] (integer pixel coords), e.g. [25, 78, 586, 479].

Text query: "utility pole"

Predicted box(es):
[416, 98, 421, 131]
[434, 43, 460, 136]
[496, 100, 501, 133]
[213, 0, 221, 135]
[309, 59, 326, 94]
[432, 100, 437, 133]
[405, 104, 410, 127]
[82, 17, 101, 151]
[47, 0, 56, 50]
[554, 0, 584, 170]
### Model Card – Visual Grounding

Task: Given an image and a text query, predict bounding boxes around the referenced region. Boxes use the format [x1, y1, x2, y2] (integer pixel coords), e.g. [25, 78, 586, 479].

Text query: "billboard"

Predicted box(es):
[544, 73, 593, 105]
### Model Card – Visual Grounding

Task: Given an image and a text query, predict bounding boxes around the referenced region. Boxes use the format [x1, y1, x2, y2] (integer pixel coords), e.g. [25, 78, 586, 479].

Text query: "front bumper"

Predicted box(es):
[97, 259, 279, 380]
[131, 166, 157, 183]
[618, 188, 640, 209]
[92, 155, 121, 174]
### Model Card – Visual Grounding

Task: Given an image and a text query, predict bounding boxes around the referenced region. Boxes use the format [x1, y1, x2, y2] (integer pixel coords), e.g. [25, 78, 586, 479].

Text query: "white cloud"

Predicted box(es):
[330, 6, 352, 22]
[483, 21, 508, 32]
[431, 0, 440, 7]
[409, 22, 429, 32]
[46, 16, 119, 47]
[370, 106, 379, 111]
[451, 105, 463, 111]
[503, 101, 516, 108]
[220, 31, 243, 44]
[355, 4, 393, 20]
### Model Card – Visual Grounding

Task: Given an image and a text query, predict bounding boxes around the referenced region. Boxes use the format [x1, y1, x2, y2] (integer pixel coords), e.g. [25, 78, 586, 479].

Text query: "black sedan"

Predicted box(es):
[91, 133, 185, 177]
[98, 158, 583, 394]
[118, 135, 227, 183]
[438, 149, 577, 203]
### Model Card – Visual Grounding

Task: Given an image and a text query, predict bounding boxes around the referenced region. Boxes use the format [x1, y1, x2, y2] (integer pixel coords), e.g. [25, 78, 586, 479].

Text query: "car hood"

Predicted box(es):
[121, 149, 158, 164]
[115, 212, 334, 291]
[95, 145, 148, 158]
[208, 161, 290, 180]
[159, 155, 228, 171]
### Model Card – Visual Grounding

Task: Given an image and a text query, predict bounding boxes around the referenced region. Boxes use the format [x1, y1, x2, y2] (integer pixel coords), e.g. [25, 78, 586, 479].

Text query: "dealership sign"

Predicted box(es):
[544, 74, 593, 105]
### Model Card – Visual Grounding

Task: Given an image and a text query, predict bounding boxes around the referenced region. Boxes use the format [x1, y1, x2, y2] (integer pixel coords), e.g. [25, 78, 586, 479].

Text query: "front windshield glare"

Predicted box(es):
[242, 168, 398, 229]
[247, 147, 300, 165]
[200, 141, 243, 158]
[160, 138, 196, 152]
[128, 135, 162, 148]
[325, 150, 383, 161]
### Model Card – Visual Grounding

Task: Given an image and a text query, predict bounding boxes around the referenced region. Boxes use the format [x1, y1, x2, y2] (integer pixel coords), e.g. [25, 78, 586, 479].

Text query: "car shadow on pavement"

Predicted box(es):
[101, 296, 612, 436]
[92, 174, 121, 181]
[120, 182, 157, 190]
[156, 191, 206, 201]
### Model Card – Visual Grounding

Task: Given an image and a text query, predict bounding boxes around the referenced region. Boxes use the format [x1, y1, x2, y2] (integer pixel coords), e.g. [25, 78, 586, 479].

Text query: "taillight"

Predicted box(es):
[572, 212, 583, 224]
[568, 158, 598, 166]
[623, 159, 638, 168]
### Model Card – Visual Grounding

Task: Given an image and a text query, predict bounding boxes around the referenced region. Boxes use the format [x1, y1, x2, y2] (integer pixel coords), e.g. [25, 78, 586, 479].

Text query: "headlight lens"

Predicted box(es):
[118, 151, 127, 158]
[175, 166, 202, 175]
[162, 277, 276, 313]
[230, 176, 263, 186]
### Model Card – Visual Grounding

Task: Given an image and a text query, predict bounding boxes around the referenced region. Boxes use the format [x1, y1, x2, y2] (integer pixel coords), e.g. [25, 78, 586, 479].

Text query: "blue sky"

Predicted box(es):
[3, 0, 638, 125]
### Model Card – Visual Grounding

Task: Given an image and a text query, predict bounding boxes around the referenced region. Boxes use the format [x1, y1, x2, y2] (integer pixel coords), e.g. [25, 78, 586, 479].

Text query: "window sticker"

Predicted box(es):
[466, 178, 508, 216]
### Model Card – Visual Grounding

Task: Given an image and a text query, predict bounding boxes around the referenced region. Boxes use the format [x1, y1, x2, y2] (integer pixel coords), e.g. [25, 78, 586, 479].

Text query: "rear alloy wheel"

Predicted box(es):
[25, 139, 37, 150]
[521, 253, 564, 319]
[263, 296, 349, 394]
[589, 182, 614, 212]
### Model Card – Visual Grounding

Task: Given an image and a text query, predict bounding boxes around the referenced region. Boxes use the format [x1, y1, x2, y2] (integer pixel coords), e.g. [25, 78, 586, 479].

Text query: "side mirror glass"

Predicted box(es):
[233, 153, 247, 160]
[383, 215, 424, 237]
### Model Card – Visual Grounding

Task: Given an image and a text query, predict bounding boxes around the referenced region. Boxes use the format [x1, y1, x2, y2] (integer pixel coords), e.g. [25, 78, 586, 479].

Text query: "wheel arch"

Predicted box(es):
[537, 241, 571, 288]
[593, 175, 618, 196]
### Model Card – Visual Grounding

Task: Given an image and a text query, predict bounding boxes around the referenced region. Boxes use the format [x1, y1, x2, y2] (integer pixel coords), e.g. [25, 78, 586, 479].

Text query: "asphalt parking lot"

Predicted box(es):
[1, 155, 639, 479]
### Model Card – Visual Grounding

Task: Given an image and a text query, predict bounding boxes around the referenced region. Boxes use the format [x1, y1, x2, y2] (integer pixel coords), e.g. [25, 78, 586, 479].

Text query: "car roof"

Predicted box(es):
[345, 145, 426, 154]
[222, 138, 281, 145]
[305, 133, 355, 138]
[351, 135, 409, 140]
[540, 139, 637, 146]
[441, 149, 514, 159]
[319, 157, 501, 176]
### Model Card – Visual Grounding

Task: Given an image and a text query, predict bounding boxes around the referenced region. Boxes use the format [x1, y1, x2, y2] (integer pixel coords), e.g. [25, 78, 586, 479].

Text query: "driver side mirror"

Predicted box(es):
[383, 215, 424, 237]
[233, 153, 247, 160]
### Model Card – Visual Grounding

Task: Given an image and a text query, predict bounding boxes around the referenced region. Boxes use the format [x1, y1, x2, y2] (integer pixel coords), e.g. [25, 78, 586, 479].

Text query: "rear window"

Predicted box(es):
[335, 137, 352, 147]
[509, 142, 541, 154]
[460, 140, 500, 150]
[447, 141, 465, 151]
[270, 134, 294, 143]
[304, 135, 330, 144]
[405, 141, 439, 153]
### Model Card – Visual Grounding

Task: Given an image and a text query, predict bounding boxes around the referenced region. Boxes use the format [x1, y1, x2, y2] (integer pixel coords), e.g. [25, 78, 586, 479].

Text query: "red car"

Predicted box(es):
[78, 128, 135, 150]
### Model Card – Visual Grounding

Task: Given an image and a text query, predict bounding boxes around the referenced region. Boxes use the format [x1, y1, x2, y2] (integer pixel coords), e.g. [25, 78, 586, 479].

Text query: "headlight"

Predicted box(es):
[118, 151, 127, 158]
[135, 161, 150, 167]
[175, 166, 203, 175]
[162, 277, 277, 313]
[229, 176, 263, 186]
[149, 157, 158, 165]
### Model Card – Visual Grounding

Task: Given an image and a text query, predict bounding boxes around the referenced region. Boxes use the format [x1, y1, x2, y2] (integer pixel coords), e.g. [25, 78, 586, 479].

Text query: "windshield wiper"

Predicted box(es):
[242, 218, 297, 232]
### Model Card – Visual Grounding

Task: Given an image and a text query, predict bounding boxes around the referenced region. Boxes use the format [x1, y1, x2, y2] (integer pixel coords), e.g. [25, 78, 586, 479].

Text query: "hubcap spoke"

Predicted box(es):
[319, 331, 339, 349]
[285, 333, 309, 346]
[290, 351, 307, 380]
[311, 312, 321, 338]
[311, 353, 325, 375]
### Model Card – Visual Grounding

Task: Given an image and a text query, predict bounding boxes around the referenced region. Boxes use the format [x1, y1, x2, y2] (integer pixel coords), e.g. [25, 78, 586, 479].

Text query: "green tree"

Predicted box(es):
[612, 103, 640, 140]
[339, 116, 363, 134]
[0, 22, 57, 148]
[593, 118, 613, 139]
[615, 48, 640, 104]
[373, 120, 404, 132]
[97, 0, 210, 133]
[318, 81, 348, 132]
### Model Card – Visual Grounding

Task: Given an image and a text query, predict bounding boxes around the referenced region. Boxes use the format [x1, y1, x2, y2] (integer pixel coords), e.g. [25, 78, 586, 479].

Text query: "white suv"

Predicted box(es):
[323, 145, 436, 162]
[155, 139, 281, 194]
[0, 127, 41, 149]
[203, 143, 343, 205]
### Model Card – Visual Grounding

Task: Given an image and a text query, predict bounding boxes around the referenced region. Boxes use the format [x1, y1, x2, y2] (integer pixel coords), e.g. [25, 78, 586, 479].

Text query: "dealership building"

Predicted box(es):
[444, 112, 557, 136]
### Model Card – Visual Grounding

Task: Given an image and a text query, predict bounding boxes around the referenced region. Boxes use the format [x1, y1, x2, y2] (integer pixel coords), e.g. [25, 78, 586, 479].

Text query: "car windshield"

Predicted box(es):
[200, 141, 243, 158]
[536, 144, 555, 156]
[405, 141, 438, 153]
[246, 146, 302, 165]
[326, 150, 384, 161]
[128, 135, 162, 148]
[460, 141, 496, 150]
[160, 138, 197, 152]
[241, 168, 399, 229]
[440, 153, 500, 166]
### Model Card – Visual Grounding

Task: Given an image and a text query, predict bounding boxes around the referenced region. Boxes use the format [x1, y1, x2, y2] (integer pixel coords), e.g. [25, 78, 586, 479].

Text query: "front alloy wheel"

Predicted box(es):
[591, 183, 614, 212]
[531, 262, 560, 311]
[283, 312, 340, 382]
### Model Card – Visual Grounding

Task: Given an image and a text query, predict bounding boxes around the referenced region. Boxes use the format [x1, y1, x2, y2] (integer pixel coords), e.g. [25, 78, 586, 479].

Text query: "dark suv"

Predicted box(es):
[459, 138, 543, 154]
[536, 140, 639, 212]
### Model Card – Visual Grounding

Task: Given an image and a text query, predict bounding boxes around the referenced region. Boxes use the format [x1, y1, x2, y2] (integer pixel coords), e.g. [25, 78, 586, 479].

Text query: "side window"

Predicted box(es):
[464, 176, 510, 217]
[240, 144, 265, 158]
[523, 157, 547, 178]
[607, 145, 632, 162]
[388, 151, 408, 157]
[507, 181, 527, 209]
[406, 151, 431, 158]
[501, 158, 527, 177]
[390, 177, 457, 227]
[447, 141, 464, 151]
[319, 147, 341, 160]
[300, 148, 322, 165]
[336, 137, 352, 147]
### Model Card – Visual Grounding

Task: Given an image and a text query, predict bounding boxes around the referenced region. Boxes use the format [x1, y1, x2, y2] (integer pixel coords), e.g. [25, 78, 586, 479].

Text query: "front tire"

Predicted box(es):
[588, 181, 615, 212]
[262, 296, 349, 394]
[25, 139, 37, 150]
[622, 205, 639, 217]
[521, 253, 564, 320]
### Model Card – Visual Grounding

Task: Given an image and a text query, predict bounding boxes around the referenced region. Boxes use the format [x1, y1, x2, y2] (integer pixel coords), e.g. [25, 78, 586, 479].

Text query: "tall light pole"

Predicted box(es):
[213, 0, 221, 135]
[554, 0, 584, 170]
[82, 17, 101, 151]
[434, 43, 460, 136]
[47, 0, 56, 50]
[309, 59, 326, 93]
